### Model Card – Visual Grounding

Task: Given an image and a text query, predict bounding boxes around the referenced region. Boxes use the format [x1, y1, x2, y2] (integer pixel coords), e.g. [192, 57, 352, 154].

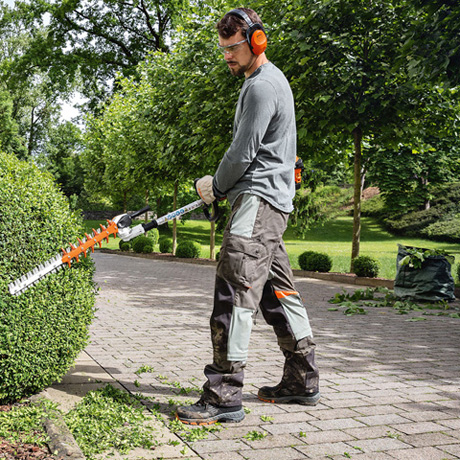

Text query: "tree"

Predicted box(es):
[1, 2, 64, 158]
[0, 88, 27, 157]
[15, 0, 187, 106]
[37, 121, 85, 199]
[264, 0, 453, 267]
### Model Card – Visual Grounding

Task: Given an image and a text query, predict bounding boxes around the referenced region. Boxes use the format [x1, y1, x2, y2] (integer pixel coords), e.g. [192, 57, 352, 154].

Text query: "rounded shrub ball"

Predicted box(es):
[176, 240, 201, 259]
[119, 240, 131, 251]
[132, 235, 153, 254]
[352, 255, 380, 278]
[159, 237, 173, 254]
[0, 151, 96, 403]
[141, 241, 154, 253]
[298, 251, 332, 272]
[298, 251, 316, 271]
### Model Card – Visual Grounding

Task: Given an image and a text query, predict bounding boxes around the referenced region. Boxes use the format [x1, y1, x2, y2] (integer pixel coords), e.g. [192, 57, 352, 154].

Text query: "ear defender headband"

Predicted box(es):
[227, 9, 267, 55]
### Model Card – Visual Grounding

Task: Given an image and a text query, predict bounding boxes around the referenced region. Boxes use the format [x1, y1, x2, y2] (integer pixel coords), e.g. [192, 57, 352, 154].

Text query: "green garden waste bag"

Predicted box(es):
[394, 245, 456, 302]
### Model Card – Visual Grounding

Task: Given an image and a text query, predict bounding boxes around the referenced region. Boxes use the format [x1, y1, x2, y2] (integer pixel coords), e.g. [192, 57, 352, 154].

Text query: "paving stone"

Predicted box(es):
[309, 417, 367, 431]
[344, 425, 405, 440]
[346, 437, 411, 452]
[438, 418, 460, 430]
[442, 444, 460, 457]
[181, 438, 247, 454]
[235, 447, 307, 459]
[388, 446, 457, 459]
[298, 429, 356, 445]
[262, 421, 319, 436]
[391, 421, 447, 435]
[398, 431, 459, 448]
[296, 441, 357, 457]
[355, 414, 412, 426]
[241, 433, 304, 449]
[311, 407, 362, 420]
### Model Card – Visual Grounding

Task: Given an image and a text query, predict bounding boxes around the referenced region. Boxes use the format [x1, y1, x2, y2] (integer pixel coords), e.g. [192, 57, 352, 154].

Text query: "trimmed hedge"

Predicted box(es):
[132, 236, 154, 254]
[0, 151, 96, 403]
[176, 241, 201, 259]
[159, 237, 173, 254]
[119, 240, 131, 251]
[352, 255, 380, 278]
[298, 251, 332, 272]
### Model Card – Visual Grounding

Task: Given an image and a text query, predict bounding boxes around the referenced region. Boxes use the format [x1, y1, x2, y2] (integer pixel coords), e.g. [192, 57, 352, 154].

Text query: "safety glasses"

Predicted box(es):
[217, 38, 248, 55]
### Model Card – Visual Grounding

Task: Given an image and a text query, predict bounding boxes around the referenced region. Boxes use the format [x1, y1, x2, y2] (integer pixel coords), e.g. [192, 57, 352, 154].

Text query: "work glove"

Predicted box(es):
[195, 175, 216, 204]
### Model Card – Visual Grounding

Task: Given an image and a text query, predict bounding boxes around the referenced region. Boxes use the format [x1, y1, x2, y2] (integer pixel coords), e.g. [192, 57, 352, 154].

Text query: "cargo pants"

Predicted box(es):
[202, 194, 319, 407]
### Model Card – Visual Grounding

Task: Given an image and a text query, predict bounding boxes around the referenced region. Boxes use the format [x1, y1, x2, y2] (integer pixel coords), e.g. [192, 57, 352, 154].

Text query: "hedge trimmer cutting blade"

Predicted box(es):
[8, 198, 219, 296]
[8, 220, 119, 296]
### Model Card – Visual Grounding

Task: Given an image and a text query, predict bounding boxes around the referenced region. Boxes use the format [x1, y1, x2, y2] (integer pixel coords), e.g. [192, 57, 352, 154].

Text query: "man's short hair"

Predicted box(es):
[216, 8, 264, 39]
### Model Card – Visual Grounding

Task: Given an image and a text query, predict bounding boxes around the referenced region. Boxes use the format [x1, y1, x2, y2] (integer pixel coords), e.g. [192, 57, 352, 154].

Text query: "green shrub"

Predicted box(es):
[119, 240, 131, 251]
[360, 195, 386, 217]
[298, 251, 316, 270]
[132, 236, 154, 254]
[145, 228, 159, 245]
[176, 240, 201, 259]
[421, 217, 460, 243]
[385, 207, 443, 236]
[159, 237, 173, 254]
[298, 251, 332, 272]
[0, 151, 96, 403]
[457, 263, 460, 284]
[352, 255, 380, 278]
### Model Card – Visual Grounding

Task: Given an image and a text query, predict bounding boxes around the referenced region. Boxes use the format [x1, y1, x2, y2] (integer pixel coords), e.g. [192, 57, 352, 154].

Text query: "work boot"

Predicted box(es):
[176, 399, 245, 425]
[258, 383, 321, 405]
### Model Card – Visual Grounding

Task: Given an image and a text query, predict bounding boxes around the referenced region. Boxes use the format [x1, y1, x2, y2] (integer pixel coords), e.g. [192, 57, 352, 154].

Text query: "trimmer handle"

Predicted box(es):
[203, 201, 220, 222]
[129, 206, 150, 219]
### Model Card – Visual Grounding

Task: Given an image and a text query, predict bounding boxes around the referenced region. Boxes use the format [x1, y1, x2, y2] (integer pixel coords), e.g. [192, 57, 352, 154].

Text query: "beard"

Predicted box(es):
[227, 62, 246, 77]
[227, 56, 256, 77]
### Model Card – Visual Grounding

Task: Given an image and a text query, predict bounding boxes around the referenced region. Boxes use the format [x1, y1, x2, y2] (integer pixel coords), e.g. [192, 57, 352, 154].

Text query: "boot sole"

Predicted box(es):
[258, 392, 321, 406]
[176, 409, 245, 425]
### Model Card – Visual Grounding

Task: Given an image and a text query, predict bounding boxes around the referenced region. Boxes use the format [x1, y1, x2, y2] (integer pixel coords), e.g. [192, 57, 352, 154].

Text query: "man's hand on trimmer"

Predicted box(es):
[195, 175, 216, 205]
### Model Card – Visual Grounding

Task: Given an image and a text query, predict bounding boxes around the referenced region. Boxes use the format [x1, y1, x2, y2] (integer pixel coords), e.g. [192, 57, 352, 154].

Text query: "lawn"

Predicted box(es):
[84, 216, 459, 281]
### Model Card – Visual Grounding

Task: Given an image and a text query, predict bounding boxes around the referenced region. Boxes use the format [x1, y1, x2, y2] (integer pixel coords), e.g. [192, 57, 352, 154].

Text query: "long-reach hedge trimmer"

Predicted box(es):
[8, 199, 219, 296]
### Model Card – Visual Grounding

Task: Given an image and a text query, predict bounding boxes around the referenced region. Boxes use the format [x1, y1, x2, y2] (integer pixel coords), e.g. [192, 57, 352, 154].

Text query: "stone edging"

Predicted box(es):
[97, 249, 395, 289]
[30, 394, 85, 460]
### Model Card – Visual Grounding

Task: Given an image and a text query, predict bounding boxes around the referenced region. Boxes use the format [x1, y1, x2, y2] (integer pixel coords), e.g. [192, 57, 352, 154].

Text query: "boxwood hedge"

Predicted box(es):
[0, 151, 96, 403]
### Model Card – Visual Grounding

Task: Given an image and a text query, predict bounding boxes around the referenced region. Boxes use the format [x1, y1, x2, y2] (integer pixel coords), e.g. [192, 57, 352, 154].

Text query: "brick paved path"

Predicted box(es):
[87, 252, 460, 460]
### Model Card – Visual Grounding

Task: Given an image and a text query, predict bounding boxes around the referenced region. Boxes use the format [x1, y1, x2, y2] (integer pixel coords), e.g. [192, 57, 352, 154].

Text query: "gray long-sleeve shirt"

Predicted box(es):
[213, 62, 297, 214]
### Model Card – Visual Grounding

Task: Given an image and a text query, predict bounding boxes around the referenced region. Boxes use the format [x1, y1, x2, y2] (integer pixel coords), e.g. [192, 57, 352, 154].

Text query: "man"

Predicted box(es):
[176, 7, 320, 425]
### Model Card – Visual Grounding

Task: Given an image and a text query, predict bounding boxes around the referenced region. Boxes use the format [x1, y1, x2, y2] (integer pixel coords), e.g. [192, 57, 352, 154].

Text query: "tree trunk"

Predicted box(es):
[172, 181, 178, 255]
[145, 189, 149, 223]
[422, 176, 430, 210]
[351, 126, 363, 270]
[210, 220, 216, 260]
[28, 107, 35, 157]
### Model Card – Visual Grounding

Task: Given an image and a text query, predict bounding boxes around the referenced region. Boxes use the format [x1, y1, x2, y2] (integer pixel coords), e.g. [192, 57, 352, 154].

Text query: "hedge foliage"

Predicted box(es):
[374, 183, 460, 242]
[0, 151, 96, 403]
[119, 240, 131, 251]
[131, 236, 154, 254]
[352, 255, 380, 278]
[158, 237, 173, 254]
[298, 251, 332, 272]
[175, 240, 201, 259]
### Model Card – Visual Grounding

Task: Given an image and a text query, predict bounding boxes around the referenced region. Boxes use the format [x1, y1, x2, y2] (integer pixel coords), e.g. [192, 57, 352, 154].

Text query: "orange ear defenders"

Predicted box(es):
[227, 9, 267, 56]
